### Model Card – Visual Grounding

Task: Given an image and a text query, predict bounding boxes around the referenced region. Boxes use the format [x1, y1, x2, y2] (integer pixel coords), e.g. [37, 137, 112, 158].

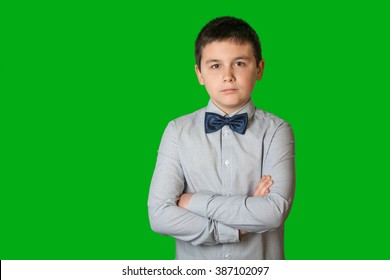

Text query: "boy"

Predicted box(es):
[148, 16, 295, 260]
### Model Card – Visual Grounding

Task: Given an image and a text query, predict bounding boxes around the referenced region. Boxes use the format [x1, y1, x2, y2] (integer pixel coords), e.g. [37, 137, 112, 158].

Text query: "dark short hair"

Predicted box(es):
[195, 16, 262, 71]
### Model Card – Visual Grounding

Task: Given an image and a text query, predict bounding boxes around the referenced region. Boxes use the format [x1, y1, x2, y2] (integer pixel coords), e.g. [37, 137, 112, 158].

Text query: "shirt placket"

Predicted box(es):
[221, 124, 233, 260]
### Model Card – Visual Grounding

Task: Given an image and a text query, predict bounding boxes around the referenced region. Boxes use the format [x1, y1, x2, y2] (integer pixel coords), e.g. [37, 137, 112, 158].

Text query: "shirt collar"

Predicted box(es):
[206, 99, 256, 119]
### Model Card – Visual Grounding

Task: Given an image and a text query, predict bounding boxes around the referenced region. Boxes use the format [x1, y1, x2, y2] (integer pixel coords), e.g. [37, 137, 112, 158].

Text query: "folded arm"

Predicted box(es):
[181, 122, 295, 233]
[148, 122, 240, 245]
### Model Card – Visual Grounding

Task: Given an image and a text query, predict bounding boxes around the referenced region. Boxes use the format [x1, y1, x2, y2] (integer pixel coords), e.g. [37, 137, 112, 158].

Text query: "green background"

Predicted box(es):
[1, 1, 389, 260]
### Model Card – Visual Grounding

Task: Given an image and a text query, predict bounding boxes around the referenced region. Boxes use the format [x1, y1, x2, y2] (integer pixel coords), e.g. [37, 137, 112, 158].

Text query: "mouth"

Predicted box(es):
[220, 88, 238, 94]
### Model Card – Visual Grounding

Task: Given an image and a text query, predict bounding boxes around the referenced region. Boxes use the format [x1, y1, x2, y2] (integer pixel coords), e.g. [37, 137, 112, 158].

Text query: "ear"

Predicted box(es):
[195, 64, 205, 85]
[256, 60, 265, 81]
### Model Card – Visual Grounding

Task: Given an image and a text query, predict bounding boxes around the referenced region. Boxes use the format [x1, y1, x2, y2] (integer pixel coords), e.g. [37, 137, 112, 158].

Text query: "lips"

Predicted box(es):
[220, 88, 238, 93]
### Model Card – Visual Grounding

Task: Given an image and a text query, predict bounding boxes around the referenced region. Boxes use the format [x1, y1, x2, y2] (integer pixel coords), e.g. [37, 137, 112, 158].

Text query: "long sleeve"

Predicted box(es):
[187, 122, 295, 233]
[148, 121, 240, 246]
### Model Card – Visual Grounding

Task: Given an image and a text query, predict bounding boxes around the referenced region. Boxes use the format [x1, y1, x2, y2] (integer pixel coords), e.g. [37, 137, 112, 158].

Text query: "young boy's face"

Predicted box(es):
[195, 40, 264, 114]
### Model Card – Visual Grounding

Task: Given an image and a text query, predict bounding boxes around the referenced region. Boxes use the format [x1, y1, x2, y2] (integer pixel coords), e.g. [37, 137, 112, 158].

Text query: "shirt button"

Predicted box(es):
[224, 160, 231, 167]
[226, 193, 231, 196]
[224, 253, 230, 259]
[223, 131, 230, 136]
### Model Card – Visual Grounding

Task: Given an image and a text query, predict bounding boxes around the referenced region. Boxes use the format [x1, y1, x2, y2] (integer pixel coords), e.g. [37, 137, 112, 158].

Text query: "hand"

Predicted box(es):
[177, 193, 193, 209]
[253, 175, 273, 197]
[239, 176, 273, 238]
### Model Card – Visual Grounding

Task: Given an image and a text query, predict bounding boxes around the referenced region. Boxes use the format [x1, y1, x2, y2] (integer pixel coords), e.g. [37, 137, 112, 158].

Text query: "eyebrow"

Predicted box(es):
[205, 56, 250, 64]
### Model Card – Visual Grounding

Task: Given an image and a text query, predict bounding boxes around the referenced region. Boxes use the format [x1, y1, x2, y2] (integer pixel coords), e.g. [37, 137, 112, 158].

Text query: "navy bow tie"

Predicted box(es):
[205, 112, 248, 135]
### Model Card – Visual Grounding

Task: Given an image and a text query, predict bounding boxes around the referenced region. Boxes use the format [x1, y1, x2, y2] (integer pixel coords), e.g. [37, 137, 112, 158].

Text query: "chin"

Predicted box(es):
[222, 99, 245, 108]
[224, 103, 241, 108]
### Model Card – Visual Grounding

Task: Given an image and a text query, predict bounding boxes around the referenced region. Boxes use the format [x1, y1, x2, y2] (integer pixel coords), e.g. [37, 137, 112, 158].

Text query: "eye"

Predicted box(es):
[235, 61, 246, 67]
[211, 64, 219, 69]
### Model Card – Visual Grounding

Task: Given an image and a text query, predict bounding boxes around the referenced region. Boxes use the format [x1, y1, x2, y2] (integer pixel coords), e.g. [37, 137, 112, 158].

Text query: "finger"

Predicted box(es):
[262, 175, 269, 180]
[263, 181, 271, 189]
[254, 176, 273, 196]
[254, 186, 263, 195]
[259, 176, 267, 183]
[255, 185, 270, 196]
[254, 188, 264, 197]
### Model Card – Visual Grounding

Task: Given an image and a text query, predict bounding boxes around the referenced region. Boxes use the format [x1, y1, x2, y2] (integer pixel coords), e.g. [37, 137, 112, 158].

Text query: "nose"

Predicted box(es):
[223, 68, 235, 82]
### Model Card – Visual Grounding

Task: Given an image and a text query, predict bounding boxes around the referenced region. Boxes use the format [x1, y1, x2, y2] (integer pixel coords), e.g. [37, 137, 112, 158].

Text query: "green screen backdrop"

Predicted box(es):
[1, 1, 389, 260]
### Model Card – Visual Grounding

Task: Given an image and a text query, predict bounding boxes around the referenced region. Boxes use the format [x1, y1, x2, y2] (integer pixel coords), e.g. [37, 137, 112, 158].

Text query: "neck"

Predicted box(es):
[211, 99, 251, 115]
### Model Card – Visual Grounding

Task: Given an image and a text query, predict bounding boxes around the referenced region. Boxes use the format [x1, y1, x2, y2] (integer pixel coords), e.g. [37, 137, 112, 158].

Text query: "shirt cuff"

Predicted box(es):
[188, 193, 214, 217]
[217, 223, 240, 243]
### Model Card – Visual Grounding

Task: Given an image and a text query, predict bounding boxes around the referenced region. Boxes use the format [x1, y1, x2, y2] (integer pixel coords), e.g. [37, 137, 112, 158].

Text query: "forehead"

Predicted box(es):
[201, 40, 254, 62]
